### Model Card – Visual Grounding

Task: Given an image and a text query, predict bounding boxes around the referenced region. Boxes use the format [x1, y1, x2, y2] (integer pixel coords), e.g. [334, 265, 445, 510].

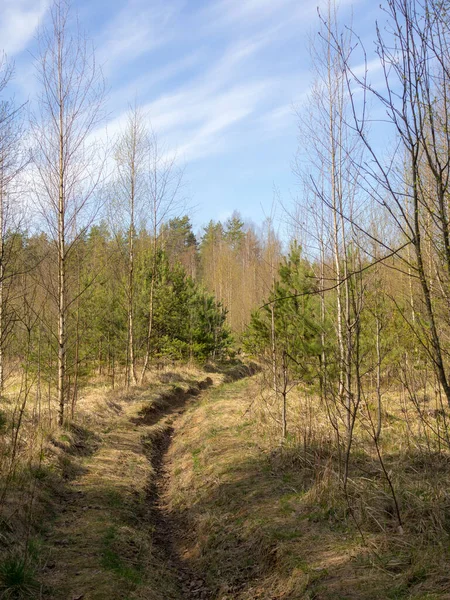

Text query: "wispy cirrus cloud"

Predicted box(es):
[102, 74, 274, 163]
[10, 0, 370, 226]
[97, 0, 184, 73]
[199, 0, 303, 30]
[99, 30, 286, 161]
[0, 0, 48, 57]
[107, 50, 203, 111]
[161, 81, 273, 161]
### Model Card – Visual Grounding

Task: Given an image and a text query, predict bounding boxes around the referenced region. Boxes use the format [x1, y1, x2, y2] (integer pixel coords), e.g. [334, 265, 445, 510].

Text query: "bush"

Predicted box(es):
[0, 553, 40, 599]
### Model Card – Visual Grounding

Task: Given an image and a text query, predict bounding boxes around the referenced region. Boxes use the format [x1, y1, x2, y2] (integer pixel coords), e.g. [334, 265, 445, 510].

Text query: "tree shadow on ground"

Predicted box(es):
[165, 434, 450, 600]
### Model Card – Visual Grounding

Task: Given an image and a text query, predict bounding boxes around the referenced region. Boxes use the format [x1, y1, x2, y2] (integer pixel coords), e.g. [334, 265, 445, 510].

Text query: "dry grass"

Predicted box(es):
[163, 374, 450, 599]
[2, 363, 450, 599]
[0, 363, 220, 599]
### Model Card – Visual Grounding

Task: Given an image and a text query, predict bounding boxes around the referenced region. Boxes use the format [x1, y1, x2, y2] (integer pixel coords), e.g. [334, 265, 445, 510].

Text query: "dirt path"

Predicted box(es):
[41, 375, 221, 599]
[136, 376, 215, 599]
[145, 418, 213, 600]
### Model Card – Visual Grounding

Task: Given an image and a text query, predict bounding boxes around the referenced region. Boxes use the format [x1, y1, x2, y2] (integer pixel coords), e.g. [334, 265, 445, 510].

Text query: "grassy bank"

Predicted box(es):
[164, 375, 450, 600]
[0, 365, 220, 599]
[2, 364, 449, 599]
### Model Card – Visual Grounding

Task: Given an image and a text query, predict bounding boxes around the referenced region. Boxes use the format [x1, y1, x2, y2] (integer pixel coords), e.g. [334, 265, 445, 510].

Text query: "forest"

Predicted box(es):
[2, 0, 450, 598]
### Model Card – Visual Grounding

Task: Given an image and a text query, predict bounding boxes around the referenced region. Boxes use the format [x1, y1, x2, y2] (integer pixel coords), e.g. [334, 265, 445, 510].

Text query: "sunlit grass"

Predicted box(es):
[164, 374, 450, 599]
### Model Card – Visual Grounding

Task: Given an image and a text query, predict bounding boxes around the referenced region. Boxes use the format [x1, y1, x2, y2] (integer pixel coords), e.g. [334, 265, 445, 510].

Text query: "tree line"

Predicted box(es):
[243, 0, 450, 535]
[0, 1, 284, 429]
[2, 0, 450, 582]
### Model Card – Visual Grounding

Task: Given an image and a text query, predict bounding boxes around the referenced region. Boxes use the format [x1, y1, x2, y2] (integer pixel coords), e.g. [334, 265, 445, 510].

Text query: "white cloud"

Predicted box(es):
[99, 77, 272, 164]
[99, 33, 280, 161]
[89, 0, 322, 166]
[173, 88, 266, 161]
[351, 57, 383, 79]
[0, 0, 48, 57]
[97, 0, 184, 72]
[201, 0, 301, 29]
[258, 103, 295, 135]
[107, 51, 202, 109]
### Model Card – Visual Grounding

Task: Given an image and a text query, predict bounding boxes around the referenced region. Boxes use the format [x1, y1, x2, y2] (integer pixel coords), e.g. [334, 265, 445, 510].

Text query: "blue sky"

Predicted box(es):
[3, 0, 378, 233]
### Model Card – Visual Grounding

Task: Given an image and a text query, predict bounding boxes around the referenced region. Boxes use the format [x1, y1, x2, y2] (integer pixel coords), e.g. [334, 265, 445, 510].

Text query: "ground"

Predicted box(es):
[5, 365, 450, 599]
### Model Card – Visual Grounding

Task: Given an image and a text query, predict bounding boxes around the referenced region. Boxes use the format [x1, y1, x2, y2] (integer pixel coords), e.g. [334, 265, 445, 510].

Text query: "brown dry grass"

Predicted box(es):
[0, 363, 220, 599]
[163, 374, 450, 600]
[2, 363, 450, 599]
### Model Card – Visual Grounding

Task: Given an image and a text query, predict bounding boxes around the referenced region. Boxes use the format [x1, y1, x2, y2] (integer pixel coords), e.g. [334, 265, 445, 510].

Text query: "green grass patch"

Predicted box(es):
[100, 526, 143, 585]
[104, 488, 123, 508]
[192, 447, 203, 473]
[0, 553, 40, 599]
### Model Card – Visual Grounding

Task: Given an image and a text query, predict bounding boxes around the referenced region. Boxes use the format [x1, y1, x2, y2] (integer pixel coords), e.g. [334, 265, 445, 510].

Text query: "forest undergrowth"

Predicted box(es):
[0, 364, 221, 599]
[1, 359, 450, 599]
[164, 374, 450, 600]
[0, 361, 260, 599]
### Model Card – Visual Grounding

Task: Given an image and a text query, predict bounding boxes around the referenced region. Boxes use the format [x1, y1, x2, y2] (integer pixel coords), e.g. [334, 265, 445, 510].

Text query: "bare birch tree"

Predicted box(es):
[294, 1, 366, 481]
[331, 0, 450, 407]
[140, 132, 184, 383]
[31, 0, 105, 424]
[111, 105, 148, 387]
[0, 57, 27, 394]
